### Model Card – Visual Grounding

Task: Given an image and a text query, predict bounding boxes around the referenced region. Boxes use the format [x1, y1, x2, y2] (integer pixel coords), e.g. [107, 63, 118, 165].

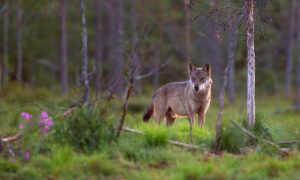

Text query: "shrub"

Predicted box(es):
[52, 106, 115, 153]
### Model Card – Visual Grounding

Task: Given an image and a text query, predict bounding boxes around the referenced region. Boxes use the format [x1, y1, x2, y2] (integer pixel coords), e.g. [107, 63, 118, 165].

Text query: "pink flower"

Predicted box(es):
[40, 111, 49, 119]
[22, 151, 30, 161]
[18, 123, 25, 129]
[21, 112, 32, 121]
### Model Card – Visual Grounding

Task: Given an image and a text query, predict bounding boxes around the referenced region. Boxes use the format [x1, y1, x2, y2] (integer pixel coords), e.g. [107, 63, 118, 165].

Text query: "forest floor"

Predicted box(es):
[0, 84, 300, 180]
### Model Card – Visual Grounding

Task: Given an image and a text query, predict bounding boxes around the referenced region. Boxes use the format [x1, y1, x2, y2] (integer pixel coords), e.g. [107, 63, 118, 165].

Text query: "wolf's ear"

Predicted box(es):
[203, 64, 211, 76]
[188, 62, 196, 75]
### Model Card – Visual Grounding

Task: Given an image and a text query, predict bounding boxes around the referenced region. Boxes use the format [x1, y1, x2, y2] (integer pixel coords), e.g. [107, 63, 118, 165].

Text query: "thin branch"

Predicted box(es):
[231, 120, 279, 149]
[134, 59, 169, 80]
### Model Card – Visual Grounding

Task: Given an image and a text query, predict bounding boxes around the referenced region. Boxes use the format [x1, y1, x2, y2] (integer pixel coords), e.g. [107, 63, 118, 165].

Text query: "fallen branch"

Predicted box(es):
[122, 127, 200, 150]
[231, 120, 279, 148]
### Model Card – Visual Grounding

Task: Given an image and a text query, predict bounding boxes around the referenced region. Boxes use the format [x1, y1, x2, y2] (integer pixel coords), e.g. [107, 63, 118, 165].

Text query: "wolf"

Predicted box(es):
[143, 63, 212, 128]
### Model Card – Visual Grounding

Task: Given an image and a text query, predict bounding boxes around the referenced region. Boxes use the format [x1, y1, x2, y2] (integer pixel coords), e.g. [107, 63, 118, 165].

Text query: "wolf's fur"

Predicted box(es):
[143, 63, 212, 127]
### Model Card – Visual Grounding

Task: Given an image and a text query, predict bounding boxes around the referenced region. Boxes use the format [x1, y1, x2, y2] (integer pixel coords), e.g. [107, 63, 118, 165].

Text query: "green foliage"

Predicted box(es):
[242, 113, 273, 144]
[142, 124, 168, 147]
[52, 106, 116, 153]
[220, 122, 246, 153]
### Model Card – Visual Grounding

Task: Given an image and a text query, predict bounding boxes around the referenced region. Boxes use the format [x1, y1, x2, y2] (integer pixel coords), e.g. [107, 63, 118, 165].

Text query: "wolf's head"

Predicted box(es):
[188, 63, 212, 93]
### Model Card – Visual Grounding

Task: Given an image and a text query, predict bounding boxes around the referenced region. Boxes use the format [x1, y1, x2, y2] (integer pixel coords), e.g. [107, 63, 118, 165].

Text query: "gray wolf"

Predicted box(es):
[143, 63, 212, 128]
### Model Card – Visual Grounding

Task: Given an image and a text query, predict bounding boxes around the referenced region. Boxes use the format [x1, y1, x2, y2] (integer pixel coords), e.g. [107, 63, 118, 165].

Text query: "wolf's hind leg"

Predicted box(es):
[153, 109, 165, 124]
[165, 113, 176, 126]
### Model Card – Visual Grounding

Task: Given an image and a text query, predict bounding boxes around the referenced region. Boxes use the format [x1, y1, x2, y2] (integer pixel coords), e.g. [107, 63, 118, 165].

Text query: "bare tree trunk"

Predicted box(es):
[94, 0, 102, 96]
[215, 8, 245, 153]
[110, 0, 124, 90]
[295, 3, 300, 108]
[1, 2, 9, 88]
[59, 0, 68, 95]
[16, 0, 23, 82]
[80, 0, 89, 105]
[285, 0, 296, 97]
[129, 0, 141, 95]
[246, 0, 255, 128]
[184, 0, 192, 62]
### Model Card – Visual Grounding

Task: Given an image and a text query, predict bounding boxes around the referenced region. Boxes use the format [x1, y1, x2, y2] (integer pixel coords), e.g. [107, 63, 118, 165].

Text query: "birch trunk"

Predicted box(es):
[16, 0, 23, 82]
[59, 0, 69, 94]
[246, 0, 255, 128]
[94, 0, 102, 96]
[285, 0, 296, 97]
[80, 0, 89, 105]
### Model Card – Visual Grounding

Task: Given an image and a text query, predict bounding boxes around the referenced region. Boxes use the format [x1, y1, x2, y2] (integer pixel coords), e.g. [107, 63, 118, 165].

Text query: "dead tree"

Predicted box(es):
[246, 0, 255, 128]
[184, 0, 192, 62]
[110, 0, 124, 91]
[1, 2, 9, 88]
[80, 0, 89, 105]
[285, 0, 296, 97]
[129, 0, 141, 95]
[16, 0, 23, 82]
[94, 0, 102, 96]
[59, 0, 69, 94]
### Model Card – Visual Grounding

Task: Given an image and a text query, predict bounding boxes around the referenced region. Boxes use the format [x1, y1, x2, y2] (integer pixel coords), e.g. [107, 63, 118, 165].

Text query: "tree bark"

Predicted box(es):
[16, 0, 23, 82]
[80, 0, 89, 105]
[129, 0, 141, 95]
[1, 2, 9, 88]
[59, 0, 69, 95]
[285, 0, 296, 97]
[94, 0, 102, 96]
[295, 2, 300, 108]
[246, 0, 255, 128]
[110, 0, 124, 90]
[184, 0, 192, 62]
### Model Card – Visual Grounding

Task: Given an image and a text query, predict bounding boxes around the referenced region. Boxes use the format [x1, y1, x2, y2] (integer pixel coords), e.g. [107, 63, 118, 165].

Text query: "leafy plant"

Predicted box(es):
[52, 106, 115, 153]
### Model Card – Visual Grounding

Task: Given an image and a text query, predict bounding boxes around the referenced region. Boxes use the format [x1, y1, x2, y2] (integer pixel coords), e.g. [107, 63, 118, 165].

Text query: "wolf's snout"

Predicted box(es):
[194, 86, 199, 92]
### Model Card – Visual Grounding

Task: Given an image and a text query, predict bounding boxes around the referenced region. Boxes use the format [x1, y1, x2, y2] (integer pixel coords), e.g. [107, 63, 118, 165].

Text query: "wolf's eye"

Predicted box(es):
[191, 77, 196, 82]
[200, 78, 205, 82]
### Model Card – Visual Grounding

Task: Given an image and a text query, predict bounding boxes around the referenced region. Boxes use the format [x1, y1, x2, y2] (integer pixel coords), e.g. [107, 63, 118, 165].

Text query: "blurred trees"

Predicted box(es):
[59, 0, 68, 94]
[0, 0, 299, 100]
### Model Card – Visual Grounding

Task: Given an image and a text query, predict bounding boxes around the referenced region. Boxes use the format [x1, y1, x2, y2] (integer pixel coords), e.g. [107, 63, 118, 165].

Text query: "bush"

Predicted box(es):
[52, 106, 115, 153]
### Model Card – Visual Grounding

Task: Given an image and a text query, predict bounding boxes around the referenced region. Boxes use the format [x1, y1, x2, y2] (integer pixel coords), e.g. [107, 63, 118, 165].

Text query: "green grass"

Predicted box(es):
[1, 85, 300, 179]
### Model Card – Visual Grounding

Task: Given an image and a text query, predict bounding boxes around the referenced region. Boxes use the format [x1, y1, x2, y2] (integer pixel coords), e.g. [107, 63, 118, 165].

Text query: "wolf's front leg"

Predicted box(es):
[198, 111, 205, 128]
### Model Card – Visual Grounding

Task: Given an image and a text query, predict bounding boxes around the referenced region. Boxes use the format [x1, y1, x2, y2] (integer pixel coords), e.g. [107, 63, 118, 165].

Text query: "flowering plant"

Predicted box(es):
[18, 110, 54, 161]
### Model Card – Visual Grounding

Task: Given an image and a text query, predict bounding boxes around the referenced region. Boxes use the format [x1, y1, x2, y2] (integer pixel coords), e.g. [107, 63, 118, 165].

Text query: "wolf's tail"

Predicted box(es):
[143, 102, 154, 122]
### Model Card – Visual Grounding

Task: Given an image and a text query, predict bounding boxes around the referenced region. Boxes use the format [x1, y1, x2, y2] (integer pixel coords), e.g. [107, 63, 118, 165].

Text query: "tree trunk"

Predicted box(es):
[295, 3, 300, 108]
[184, 0, 192, 62]
[129, 0, 141, 95]
[285, 0, 296, 97]
[110, 0, 124, 91]
[80, 0, 89, 105]
[1, 2, 9, 88]
[16, 0, 23, 82]
[94, 0, 102, 96]
[246, 0, 255, 128]
[59, 0, 68, 95]
[215, 7, 245, 152]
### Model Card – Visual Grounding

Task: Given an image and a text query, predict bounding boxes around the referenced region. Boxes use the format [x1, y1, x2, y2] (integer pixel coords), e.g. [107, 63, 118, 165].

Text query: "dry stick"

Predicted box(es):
[178, 94, 193, 144]
[122, 127, 200, 150]
[116, 72, 134, 137]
